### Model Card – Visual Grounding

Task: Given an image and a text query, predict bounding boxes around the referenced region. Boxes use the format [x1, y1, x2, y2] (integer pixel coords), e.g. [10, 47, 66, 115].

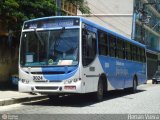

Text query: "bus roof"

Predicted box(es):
[24, 16, 146, 48]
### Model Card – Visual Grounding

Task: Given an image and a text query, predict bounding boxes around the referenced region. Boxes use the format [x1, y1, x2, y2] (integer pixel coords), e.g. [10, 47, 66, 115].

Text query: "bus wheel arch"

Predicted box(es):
[93, 73, 107, 102]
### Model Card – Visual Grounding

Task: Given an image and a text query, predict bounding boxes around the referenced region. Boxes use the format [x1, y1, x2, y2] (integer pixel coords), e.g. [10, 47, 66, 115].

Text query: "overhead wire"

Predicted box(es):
[98, 0, 132, 27]
[86, 0, 132, 37]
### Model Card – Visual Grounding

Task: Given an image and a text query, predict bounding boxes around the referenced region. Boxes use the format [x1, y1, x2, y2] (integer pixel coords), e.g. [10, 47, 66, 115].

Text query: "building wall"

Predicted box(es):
[78, 0, 134, 38]
[134, 0, 160, 51]
[134, 0, 160, 77]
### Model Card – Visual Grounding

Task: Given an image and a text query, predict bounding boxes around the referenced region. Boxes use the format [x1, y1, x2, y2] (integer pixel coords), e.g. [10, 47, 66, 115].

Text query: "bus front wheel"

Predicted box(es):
[94, 79, 103, 102]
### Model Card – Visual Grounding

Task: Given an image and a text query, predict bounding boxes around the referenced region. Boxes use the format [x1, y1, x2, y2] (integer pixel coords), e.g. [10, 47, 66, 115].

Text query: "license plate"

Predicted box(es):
[33, 76, 43, 81]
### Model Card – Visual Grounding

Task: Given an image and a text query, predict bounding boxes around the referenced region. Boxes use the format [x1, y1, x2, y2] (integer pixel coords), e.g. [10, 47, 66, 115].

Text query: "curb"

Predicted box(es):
[0, 95, 48, 106]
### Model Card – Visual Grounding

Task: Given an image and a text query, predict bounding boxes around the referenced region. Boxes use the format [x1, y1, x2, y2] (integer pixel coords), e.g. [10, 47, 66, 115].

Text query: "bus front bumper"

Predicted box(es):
[18, 81, 82, 94]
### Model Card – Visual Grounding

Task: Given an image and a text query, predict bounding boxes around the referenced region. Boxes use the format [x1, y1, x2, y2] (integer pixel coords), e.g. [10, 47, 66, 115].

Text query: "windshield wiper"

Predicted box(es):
[34, 28, 44, 46]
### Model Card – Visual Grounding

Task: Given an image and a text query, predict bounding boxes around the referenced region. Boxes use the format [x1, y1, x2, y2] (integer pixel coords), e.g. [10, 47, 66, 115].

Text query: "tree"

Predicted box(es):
[0, 0, 90, 34]
[0, 0, 57, 31]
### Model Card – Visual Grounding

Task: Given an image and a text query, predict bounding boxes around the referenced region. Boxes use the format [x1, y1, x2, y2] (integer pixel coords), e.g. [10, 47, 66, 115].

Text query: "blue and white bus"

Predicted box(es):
[19, 16, 147, 101]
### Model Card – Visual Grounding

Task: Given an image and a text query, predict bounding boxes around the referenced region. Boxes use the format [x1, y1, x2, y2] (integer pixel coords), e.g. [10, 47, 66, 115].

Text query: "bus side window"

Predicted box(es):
[98, 30, 108, 56]
[137, 47, 141, 62]
[82, 28, 97, 66]
[132, 45, 137, 61]
[109, 34, 116, 57]
[142, 49, 146, 63]
[117, 38, 124, 59]
[125, 42, 132, 60]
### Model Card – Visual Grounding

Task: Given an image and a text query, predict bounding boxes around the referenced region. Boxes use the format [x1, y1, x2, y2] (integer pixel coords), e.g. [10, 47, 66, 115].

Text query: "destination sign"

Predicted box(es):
[23, 18, 80, 29]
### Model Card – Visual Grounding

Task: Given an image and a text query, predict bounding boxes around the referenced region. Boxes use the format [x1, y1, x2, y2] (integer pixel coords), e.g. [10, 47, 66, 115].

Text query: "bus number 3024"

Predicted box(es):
[33, 76, 43, 81]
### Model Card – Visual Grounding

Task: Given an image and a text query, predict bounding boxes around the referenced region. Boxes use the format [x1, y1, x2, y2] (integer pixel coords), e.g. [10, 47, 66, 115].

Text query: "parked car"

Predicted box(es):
[152, 71, 160, 84]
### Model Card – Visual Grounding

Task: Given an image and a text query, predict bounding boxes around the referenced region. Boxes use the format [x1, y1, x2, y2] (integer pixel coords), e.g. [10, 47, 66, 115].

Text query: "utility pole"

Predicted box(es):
[56, 0, 62, 16]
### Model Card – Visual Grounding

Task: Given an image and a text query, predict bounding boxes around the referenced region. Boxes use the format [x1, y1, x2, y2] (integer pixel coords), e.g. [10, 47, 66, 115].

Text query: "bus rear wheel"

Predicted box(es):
[132, 77, 137, 93]
[94, 79, 103, 102]
[125, 77, 137, 93]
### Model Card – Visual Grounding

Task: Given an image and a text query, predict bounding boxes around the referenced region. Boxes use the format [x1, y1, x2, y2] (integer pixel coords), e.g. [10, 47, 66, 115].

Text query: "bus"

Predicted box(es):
[19, 16, 147, 101]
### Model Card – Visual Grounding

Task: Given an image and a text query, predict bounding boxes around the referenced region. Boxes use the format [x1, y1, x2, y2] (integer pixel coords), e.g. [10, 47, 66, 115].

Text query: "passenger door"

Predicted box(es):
[81, 23, 98, 93]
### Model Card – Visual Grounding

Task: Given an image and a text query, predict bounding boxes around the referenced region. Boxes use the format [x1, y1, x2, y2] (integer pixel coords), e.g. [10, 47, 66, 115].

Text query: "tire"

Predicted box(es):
[94, 79, 103, 102]
[152, 80, 155, 84]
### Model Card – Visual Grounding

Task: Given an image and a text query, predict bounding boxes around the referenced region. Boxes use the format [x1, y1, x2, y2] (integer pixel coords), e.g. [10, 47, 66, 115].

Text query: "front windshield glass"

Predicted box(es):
[20, 29, 79, 66]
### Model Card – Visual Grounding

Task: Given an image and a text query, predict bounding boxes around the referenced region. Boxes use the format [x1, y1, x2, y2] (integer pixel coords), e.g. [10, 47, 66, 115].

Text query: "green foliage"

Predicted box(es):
[0, 0, 90, 33]
[0, 0, 56, 31]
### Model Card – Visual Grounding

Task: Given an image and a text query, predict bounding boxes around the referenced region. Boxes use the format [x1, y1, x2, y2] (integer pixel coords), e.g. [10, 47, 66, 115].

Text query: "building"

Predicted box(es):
[78, 0, 160, 79]
[61, 1, 77, 16]
[78, 0, 133, 38]
[55, 0, 77, 16]
[133, 0, 160, 78]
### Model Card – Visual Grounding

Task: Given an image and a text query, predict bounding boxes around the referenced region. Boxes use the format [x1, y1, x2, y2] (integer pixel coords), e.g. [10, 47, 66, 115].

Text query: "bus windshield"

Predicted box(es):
[20, 28, 79, 67]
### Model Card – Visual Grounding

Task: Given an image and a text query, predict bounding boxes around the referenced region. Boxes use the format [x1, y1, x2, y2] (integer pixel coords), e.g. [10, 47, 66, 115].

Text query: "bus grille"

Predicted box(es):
[35, 86, 59, 90]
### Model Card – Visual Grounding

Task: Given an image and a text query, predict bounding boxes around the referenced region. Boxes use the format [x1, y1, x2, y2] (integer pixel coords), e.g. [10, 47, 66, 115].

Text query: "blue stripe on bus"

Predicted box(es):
[42, 66, 78, 81]
[98, 56, 146, 89]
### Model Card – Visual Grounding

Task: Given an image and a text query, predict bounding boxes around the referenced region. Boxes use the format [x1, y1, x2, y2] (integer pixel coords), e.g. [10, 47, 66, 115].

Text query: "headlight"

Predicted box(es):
[64, 78, 80, 84]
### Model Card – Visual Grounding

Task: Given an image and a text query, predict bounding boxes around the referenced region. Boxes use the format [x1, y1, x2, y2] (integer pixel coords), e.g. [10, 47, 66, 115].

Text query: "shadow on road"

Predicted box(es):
[23, 89, 145, 107]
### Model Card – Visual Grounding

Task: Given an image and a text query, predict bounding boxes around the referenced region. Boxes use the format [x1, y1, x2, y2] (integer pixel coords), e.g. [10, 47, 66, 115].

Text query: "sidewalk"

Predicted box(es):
[0, 89, 47, 106]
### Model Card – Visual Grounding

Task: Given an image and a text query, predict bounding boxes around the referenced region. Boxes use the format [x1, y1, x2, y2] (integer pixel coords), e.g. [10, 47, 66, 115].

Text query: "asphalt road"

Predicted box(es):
[0, 83, 160, 120]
